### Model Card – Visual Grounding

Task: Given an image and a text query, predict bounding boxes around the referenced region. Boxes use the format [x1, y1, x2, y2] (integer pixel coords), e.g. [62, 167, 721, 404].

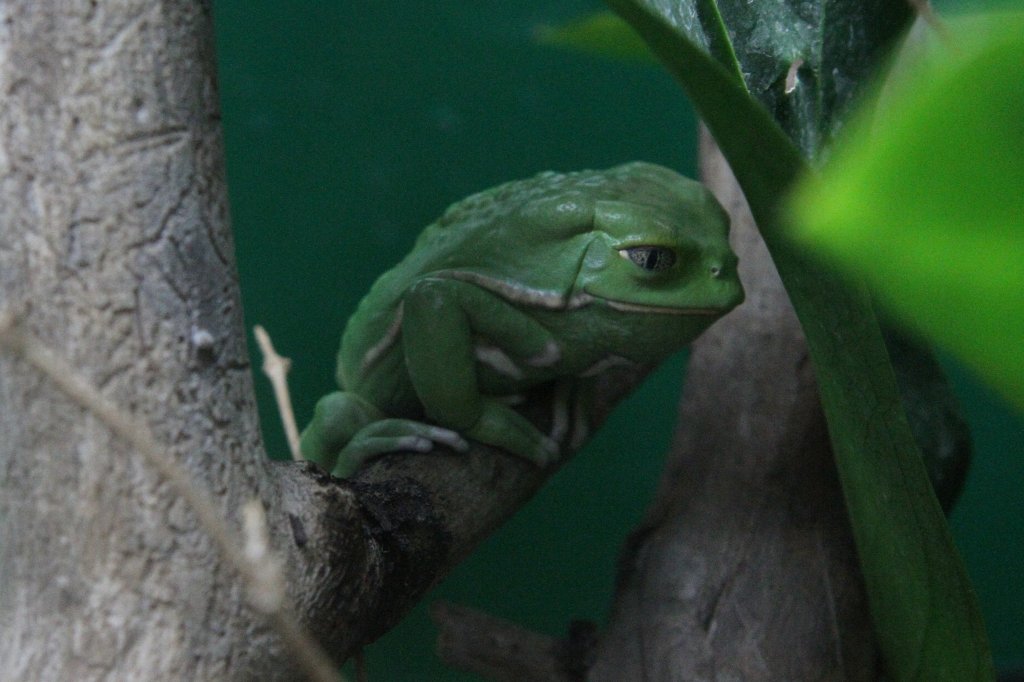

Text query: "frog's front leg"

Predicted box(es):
[402, 277, 562, 466]
[548, 355, 643, 452]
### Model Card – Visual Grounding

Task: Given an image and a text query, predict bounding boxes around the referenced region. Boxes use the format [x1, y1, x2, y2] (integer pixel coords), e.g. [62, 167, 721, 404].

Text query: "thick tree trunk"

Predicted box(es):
[0, 2, 279, 678]
[586, 130, 877, 680]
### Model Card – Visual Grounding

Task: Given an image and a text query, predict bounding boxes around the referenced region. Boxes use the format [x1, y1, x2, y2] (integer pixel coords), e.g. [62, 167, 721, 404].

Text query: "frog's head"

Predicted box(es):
[572, 162, 744, 319]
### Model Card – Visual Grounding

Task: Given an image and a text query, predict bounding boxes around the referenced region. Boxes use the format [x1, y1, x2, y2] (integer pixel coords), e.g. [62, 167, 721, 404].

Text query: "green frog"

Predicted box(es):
[300, 162, 744, 477]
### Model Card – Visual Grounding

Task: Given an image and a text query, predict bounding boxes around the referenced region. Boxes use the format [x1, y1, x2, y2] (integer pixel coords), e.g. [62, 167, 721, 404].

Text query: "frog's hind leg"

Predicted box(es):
[401, 277, 561, 466]
[300, 392, 469, 478]
[299, 391, 382, 474]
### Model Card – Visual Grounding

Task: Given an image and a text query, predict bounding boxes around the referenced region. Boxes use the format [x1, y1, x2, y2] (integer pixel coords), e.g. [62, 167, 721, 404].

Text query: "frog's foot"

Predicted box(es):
[569, 396, 590, 450]
[464, 398, 560, 468]
[550, 380, 572, 444]
[548, 378, 593, 451]
[300, 391, 383, 474]
[334, 419, 469, 477]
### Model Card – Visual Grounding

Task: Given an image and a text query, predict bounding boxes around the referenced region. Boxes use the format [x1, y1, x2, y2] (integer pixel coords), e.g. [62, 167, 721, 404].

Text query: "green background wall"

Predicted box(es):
[212, 2, 1023, 678]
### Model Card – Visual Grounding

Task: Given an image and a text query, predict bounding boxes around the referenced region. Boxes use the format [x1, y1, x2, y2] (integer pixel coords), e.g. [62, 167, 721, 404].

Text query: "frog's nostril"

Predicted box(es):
[710, 264, 723, 278]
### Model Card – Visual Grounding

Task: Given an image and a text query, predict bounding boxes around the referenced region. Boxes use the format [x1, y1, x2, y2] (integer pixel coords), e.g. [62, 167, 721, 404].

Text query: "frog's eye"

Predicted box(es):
[618, 246, 677, 272]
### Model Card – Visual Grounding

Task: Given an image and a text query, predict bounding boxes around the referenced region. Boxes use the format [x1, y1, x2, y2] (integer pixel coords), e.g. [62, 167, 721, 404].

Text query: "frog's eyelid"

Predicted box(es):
[617, 246, 677, 271]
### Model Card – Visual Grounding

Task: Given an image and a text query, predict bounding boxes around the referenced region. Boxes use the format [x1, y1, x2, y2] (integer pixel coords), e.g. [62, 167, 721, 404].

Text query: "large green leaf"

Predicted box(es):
[604, 0, 994, 679]
[790, 14, 1024, 413]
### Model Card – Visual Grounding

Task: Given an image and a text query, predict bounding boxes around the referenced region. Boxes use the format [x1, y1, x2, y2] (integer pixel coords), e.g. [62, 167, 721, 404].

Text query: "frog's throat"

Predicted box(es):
[602, 299, 724, 316]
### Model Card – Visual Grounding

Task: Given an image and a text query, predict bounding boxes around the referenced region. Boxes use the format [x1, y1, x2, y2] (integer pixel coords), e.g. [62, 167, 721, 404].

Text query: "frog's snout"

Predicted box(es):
[724, 276, 746, 309]
[707, 250, 739, 279]
[707, 254, 744, 310]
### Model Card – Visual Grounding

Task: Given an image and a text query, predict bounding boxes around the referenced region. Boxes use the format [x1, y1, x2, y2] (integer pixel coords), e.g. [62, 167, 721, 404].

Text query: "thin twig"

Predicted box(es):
[254, 325, 303, 460]
[0, 313, 343, 682]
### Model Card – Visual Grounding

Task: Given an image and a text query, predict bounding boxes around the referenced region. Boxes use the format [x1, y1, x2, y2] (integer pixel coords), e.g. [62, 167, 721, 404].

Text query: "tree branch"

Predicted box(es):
[274, 362, 648, 658]
[432, 601, 585, 682]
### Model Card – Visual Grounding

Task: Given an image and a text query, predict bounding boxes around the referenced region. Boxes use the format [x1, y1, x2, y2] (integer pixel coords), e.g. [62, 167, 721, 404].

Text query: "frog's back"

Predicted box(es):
[390, 162, 694, 289]
[339, 170, 579, 381]
[336, 162, 700, 390]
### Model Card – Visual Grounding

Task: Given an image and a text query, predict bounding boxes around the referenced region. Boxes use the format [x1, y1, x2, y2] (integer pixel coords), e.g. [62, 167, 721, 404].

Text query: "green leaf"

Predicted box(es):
[605, 0, 994, 679]
[790, 14, 1024, 413]
[534, 11, 656, 63]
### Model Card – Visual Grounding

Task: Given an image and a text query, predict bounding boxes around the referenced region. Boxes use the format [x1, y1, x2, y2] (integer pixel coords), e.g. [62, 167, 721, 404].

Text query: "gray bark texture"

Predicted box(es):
[586, 131, 877, 681]
[0, 2, 277, 679]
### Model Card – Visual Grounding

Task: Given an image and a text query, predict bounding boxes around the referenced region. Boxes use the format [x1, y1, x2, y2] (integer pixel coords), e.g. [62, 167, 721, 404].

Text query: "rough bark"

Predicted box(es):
[0, 3, 642, 679]
[0, 2, 279, 678]
[586, 131, 877, 681]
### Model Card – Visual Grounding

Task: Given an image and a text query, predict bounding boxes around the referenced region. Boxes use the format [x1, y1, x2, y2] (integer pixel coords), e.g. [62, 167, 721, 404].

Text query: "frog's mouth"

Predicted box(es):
[565, 290, 728, 315]
[599, 297, 727, 316]
[437, 270, 729, 316]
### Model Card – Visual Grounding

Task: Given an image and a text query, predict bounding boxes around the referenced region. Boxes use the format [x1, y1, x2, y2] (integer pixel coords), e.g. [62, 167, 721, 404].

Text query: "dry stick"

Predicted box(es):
[0, 313, 343, 682]
[254, 325, 303, 460]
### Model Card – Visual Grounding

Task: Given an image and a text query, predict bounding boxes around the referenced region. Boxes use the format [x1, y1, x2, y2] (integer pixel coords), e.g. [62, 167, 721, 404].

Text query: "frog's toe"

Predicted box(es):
[333, 419, 469, 477]
[510, 433, 560, 468]
[513, 420, 560, 464]
[422, 425, 470, 452]
[466, 400, 561, 468]
[540, 435, 561, 465]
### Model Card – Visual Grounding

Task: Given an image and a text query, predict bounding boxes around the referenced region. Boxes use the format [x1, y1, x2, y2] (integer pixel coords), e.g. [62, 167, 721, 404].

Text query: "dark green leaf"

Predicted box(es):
[885, 330, 972, 513]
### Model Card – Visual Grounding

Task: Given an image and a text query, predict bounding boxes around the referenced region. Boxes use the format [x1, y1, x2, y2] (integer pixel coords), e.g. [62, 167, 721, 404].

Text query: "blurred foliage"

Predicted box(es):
[535, 11, 654, 62]
[790, 13, 1024, 414]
